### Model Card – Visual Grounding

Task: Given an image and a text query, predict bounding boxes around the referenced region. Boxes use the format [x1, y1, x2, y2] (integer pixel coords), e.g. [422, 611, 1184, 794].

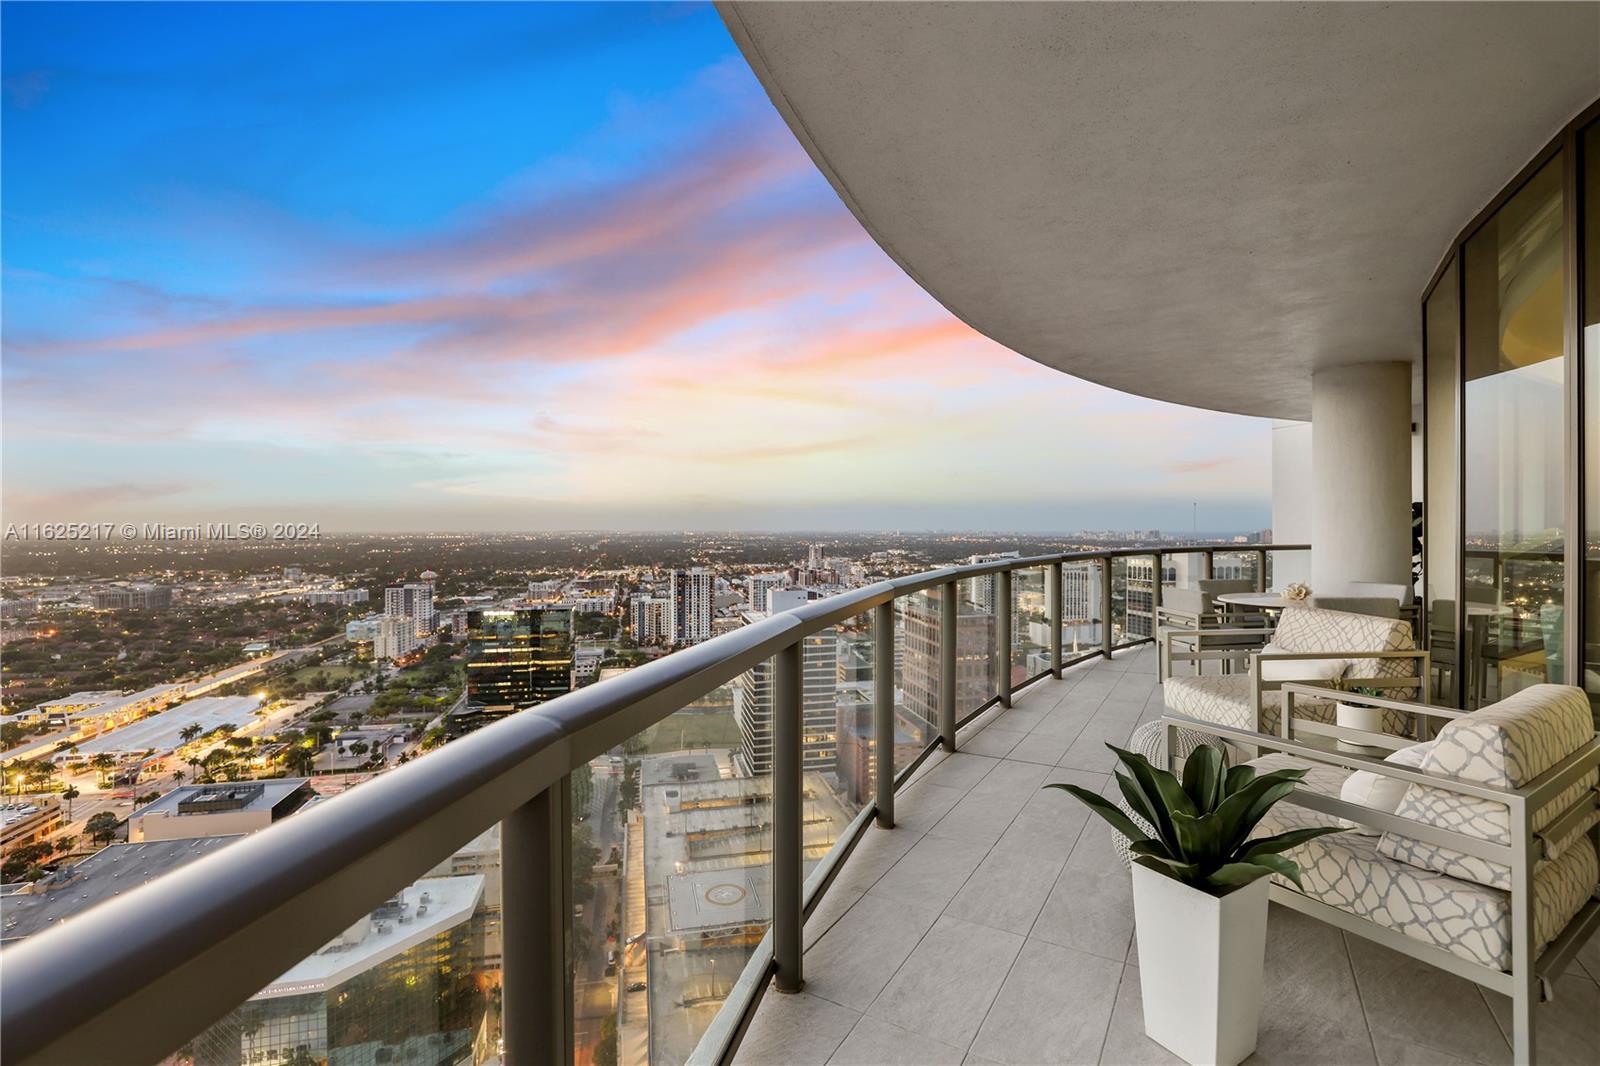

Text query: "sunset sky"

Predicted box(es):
[1, 2, 1272, 533]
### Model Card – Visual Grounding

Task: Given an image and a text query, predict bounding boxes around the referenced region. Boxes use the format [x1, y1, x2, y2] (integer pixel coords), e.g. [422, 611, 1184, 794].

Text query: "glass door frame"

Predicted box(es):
[1420, 96, 1600, 708]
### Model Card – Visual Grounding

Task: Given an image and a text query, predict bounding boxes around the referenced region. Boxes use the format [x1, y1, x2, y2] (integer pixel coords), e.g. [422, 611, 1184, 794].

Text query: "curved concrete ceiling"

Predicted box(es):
[720, 2, 1600, 420]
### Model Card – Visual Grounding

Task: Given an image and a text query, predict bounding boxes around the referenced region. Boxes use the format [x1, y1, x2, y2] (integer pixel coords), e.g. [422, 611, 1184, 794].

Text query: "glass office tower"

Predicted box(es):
[463, 608, 575, 717]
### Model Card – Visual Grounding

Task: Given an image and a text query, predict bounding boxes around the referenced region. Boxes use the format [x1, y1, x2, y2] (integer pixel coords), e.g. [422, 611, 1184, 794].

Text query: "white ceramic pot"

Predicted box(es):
[1335, 701, 1388, 755]
[1131, 861, 1269, 1066]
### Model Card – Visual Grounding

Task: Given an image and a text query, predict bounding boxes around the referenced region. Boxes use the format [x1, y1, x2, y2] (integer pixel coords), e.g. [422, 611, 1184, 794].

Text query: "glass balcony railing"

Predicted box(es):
[0, 545, 1308, 1066]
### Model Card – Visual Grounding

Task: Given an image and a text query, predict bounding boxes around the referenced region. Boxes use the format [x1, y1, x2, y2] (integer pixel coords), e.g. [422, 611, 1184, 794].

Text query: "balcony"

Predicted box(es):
[733, 650, 1600, 1066]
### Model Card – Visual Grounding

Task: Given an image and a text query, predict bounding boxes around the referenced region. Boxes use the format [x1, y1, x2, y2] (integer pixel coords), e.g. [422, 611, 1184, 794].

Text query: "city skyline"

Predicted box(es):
[1, 2, 1272, 533]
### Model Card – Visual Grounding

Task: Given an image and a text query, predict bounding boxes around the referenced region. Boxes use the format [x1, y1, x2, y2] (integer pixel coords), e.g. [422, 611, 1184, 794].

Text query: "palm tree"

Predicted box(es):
[89, 754, 117, 788]
[179, 724, 202, 743]
[60, 785, 80, 819]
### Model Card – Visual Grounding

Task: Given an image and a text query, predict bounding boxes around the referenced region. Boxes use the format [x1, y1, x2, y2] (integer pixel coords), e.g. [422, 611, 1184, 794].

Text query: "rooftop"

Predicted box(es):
[1, 837, 239, 946]
[69, 695, 263, 757]
[733, 649, 1600, 1065]
[257, 874, 483, 999]
[131, 779, 309, 821]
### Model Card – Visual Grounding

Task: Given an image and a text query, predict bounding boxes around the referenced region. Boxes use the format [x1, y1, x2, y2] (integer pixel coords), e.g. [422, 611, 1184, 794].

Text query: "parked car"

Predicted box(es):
[626, 981, 647, 993]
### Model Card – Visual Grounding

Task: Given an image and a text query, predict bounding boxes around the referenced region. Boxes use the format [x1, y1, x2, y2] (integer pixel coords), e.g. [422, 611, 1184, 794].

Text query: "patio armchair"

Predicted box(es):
[1155, 579, 1270, 680]
[1160, 605, 1428, 740]
[1161, 683, 1600, 1065]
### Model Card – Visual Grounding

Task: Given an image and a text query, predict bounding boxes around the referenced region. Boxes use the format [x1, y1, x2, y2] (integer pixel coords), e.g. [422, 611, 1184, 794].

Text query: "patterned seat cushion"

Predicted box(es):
[1251, 753, 1600, 971]
[1162, 674, 1409, 736]
[1376, 684, 1600, 890]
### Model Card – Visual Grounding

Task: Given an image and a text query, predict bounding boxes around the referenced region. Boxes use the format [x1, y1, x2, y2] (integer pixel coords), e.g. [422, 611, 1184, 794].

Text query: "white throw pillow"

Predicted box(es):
[1338, 741, 1435, 834]
[1256, 643, 1346, 682]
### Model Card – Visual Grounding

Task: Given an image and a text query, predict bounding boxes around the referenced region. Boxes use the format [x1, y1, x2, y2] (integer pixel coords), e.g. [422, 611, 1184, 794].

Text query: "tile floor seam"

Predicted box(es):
[1092, 961, 1133, 1065]
[1474, 979, 1514, 1060]
[1337, 928, 1383, 1066]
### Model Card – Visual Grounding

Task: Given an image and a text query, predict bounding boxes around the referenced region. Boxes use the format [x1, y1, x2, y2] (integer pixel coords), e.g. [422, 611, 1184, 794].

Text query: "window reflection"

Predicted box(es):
[1462, 155, 1566, 708]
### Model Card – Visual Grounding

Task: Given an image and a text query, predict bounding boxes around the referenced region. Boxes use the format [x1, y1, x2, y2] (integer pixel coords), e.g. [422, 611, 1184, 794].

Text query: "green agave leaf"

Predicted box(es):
[1170, 809, 1228, 867]
[1202, 862, 1275, 890]
[1043, 783, 1150, 844]
[1130, 841, 1201, 879]
[1182, 745, 1227, 813]
[1113, 770, 1164, 840]
[1242, 851, 1304, 889]
[1238, 826, 1345, 860]
[1106, 744, 1195, 846]
[1211, 771, 1306, 843]
[1223, 764, 1257, 796]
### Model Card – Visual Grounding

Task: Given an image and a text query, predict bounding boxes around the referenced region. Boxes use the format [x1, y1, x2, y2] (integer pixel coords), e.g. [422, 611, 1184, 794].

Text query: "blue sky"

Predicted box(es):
[1, 2, 1271, 533]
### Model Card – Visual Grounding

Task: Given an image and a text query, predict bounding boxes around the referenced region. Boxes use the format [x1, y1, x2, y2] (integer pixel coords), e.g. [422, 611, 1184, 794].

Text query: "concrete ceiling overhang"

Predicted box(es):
[719, 2, 1600, 420]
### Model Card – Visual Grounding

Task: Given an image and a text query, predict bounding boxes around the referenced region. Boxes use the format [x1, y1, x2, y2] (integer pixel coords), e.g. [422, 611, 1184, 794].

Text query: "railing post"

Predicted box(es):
[940, 580, 958, 751]
[874, 601, 895, 829]
[1201, 548, 1215, 581]
[1049, 562, 1063, 678]
[502, 778, 572, 1066]
[1255, 549, 1268, 592]
[1100, 556, 1114, 659]
[1150, 552, 1163, 637]
[996, 568, 1013, 708]
[772, 640, 804, 993]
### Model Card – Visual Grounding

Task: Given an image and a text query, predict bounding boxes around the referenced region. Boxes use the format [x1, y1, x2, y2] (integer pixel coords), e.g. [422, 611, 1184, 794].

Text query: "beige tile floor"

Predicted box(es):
[734, 647, 1600, 1066]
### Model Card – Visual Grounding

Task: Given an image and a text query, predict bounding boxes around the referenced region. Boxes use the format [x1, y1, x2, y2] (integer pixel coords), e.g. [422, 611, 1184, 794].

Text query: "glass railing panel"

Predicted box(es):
[1110, 556, 1129, 645]
[1011, 567, 1048, 680]
[956, 574, 999, 714]
[611, 666, 772, 1065]
[1209, 551, 1261, 590]
[820, 613, 873, 842]
[1123, 554, 1160, 641]
[1163, 550, 1207, 591]
[175, 839, 499, 1066]
[896, 590, 939, 759]
[1061, 560, 1100, 655]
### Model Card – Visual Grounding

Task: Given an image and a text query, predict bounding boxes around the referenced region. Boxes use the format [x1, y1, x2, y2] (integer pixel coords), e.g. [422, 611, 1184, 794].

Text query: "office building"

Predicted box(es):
[463, 607, 573, 716]
[128, 781, 313, 843]
[91, 584, 172, 611]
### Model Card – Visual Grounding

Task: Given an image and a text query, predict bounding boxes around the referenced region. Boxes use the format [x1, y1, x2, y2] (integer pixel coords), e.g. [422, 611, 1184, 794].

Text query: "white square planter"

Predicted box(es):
[1131, 862, 1269, 1066]
[1335, 701, 1389, 755]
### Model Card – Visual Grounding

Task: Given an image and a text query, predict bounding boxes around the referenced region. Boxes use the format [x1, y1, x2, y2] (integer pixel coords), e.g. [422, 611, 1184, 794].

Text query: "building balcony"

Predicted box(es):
[733, 649, 1600, 1066]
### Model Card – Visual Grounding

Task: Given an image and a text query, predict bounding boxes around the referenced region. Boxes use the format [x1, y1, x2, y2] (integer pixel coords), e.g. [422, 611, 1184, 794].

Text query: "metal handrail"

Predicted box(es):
[0, 542, 1306, 1066]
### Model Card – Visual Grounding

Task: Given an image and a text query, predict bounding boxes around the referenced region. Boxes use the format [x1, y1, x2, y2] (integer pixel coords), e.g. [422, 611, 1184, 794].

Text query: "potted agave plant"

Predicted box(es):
[1049, 744, 1340, 1066]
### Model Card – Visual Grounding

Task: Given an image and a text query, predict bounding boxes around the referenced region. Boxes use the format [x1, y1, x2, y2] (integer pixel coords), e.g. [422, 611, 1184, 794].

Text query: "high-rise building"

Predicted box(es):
[745, 572, 788, 611]
[629, 594, 673, 644]
[373, 614, 419, 661]
[806, 544, 826, 570]
[901, 587, 996, 743]
[384, 579, 436, 638]
[962, 551, 1021, 613]
[735, 625, 838, 775]
[464, 607, 573, 716]
[668, 568, 713, 646]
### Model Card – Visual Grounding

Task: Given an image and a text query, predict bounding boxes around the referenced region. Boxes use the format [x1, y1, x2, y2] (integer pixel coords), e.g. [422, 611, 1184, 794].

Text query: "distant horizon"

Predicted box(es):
[1, 3, 1272, 530]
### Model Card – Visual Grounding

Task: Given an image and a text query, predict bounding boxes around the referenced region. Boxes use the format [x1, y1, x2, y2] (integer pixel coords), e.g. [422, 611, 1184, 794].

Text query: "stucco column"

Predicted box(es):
[1311, 362, 1412, 595]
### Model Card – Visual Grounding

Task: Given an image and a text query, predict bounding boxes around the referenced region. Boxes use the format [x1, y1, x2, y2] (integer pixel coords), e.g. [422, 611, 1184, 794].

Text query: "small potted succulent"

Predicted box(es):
[1049, 744, 1340, 1066]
